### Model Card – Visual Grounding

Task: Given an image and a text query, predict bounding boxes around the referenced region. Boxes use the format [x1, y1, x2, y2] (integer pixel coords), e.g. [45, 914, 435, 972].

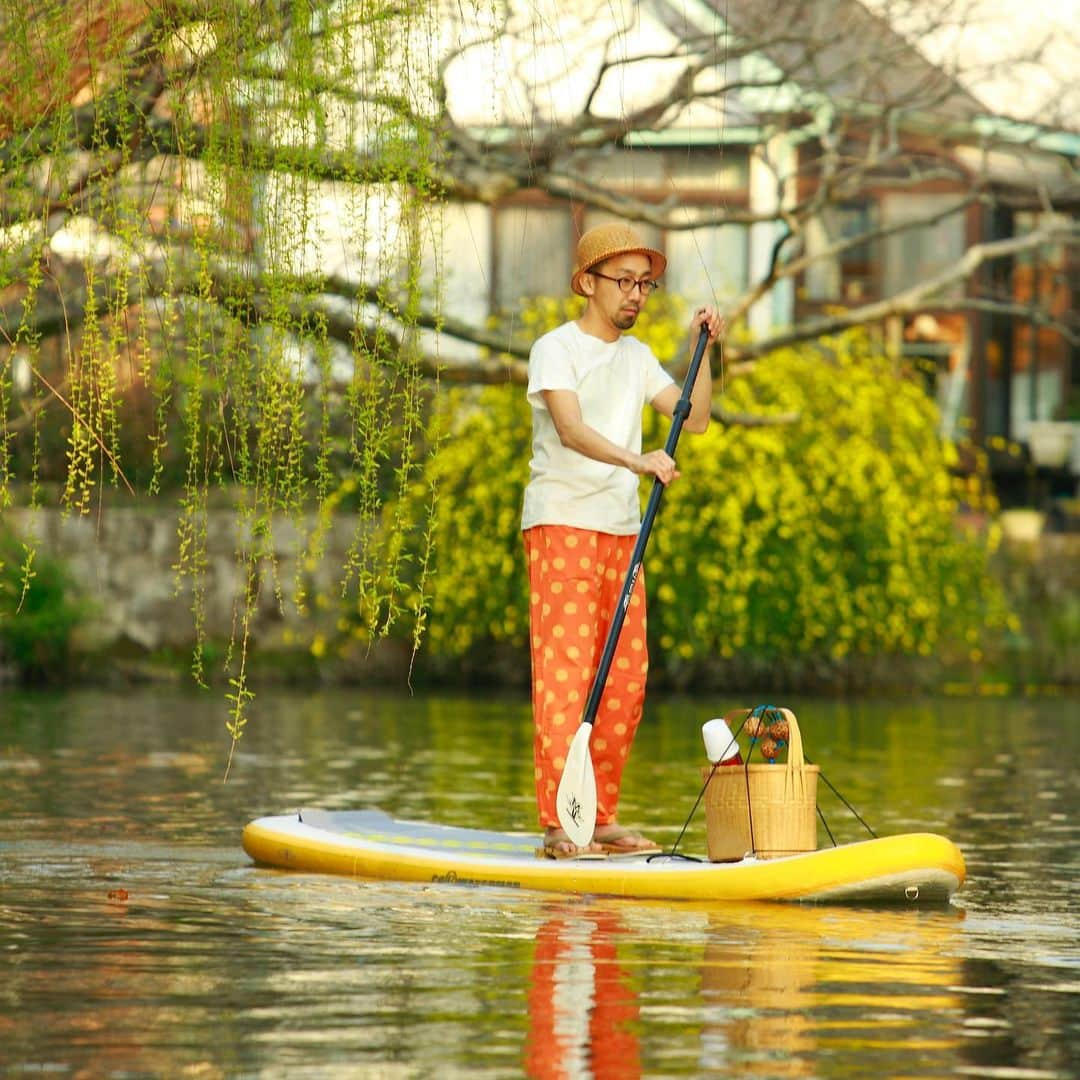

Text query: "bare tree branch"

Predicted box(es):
[2, 0, 1077, 437]
[727, 224, 1080, 360]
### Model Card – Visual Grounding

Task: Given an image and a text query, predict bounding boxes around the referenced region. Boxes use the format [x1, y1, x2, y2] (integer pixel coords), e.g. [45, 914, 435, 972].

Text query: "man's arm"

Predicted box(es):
[651, 308, 725, 434]
[542, 389, 681, 485]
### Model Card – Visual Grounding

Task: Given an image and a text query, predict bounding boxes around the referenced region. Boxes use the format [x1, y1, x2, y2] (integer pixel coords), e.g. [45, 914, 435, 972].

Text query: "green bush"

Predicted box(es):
[0, 530, 88, 683]
[338, 303, 1012, 690]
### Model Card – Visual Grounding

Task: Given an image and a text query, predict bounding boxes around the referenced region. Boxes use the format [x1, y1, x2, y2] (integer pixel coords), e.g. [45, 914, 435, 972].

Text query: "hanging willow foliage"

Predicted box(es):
[0, 0, 445, 768]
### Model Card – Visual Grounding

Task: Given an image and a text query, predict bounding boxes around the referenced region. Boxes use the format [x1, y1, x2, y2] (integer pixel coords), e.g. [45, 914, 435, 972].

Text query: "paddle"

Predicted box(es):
[556, 324, 713, 847]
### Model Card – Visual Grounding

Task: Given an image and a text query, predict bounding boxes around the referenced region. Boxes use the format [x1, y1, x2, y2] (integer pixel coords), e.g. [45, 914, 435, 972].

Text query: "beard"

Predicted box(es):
[613, 307, 639, 330]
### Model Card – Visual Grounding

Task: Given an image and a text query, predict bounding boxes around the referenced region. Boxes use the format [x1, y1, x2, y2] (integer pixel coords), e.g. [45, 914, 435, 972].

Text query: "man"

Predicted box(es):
[522, 222, 725, 858]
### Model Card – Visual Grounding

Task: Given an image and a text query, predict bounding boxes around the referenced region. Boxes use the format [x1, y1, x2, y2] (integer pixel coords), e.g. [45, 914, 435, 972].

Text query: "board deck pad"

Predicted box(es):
[298, 808, 545, 857]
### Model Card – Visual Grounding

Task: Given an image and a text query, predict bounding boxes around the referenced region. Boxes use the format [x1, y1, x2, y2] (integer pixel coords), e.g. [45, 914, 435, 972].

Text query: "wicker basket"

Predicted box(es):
[701, 708, 819, 861]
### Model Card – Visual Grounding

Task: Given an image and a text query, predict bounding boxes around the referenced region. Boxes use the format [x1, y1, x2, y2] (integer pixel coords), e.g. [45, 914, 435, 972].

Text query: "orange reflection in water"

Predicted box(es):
[525, 908, 641, 1080]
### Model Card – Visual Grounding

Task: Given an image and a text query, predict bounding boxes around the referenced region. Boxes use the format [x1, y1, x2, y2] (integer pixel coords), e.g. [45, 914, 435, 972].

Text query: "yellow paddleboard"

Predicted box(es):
[242, 809, 965, 904]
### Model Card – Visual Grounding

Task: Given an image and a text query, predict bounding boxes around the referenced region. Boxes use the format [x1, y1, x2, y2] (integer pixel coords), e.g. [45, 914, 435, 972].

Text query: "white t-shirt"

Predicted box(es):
[522, 321, 675, 535]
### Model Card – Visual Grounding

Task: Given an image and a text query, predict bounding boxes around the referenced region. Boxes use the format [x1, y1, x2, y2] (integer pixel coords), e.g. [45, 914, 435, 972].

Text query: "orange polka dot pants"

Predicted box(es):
[524, 524, 649, 830]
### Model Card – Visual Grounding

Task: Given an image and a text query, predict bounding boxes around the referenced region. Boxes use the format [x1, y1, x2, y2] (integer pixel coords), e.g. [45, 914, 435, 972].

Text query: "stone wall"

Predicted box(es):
[6, 506, 361, 656]
[5, 506, 1078, 686]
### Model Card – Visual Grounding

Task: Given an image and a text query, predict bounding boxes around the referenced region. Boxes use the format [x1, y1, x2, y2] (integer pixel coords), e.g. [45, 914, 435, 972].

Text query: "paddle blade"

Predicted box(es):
[556, 723, 597, 847]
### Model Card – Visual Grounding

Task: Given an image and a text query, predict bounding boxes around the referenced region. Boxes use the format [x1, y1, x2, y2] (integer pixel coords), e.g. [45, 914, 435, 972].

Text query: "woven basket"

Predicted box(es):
[702, 708, 819, 861]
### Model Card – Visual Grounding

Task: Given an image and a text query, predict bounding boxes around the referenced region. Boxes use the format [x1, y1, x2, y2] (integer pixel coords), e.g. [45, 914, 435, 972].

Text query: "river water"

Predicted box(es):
[1, 686, 1076, 1078]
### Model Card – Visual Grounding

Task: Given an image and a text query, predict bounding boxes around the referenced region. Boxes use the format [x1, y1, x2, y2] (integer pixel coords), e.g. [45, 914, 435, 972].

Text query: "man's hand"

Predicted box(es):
[634, 449, 680, 485]
[693, 306, 726, 343]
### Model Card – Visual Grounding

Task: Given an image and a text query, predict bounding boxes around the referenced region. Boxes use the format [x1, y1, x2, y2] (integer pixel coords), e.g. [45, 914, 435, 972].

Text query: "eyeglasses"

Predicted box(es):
[588, 270, 661, 296]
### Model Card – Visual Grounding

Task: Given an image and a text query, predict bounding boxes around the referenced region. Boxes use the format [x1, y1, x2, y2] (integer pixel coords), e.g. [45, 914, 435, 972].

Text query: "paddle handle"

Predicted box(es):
[579, 325, 712, 729]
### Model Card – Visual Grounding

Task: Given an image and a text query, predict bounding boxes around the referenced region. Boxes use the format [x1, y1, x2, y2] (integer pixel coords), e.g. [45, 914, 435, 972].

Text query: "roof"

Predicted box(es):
[650, 0, 987, 124]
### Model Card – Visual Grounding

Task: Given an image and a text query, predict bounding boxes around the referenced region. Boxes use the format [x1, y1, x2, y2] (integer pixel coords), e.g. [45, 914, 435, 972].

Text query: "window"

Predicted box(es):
[494, 205, 571, 309]
[427, 202, 491, 328]
[664, 225, 748, 305]
[805, 201, 880, 301]
[1008, 211, 1074, 436]
[880, 194, 967, 298]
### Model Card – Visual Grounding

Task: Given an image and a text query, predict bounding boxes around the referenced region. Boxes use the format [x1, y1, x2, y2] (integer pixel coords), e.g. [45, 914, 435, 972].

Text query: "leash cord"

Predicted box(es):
[664, 761, 718, 859]
[807, 759, 878, 839]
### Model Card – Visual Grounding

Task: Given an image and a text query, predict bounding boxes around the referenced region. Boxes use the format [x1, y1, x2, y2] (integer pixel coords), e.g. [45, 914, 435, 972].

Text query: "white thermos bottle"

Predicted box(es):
[702, 717, 744, 765]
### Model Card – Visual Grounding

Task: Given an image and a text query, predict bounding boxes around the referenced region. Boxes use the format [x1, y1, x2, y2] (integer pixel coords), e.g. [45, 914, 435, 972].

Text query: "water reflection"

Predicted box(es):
[1, 687, 1077, 1078]
[521, 899, 972, 1078]
[526, 907, 641, 1077]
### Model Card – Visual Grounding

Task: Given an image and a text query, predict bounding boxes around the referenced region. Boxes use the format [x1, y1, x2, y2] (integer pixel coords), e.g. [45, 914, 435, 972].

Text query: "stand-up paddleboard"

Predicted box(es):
[241, 808, 965, 904]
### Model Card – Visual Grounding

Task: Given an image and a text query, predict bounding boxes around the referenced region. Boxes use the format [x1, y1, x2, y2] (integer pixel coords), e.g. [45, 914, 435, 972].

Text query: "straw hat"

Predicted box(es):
[570, 223, 666, 297]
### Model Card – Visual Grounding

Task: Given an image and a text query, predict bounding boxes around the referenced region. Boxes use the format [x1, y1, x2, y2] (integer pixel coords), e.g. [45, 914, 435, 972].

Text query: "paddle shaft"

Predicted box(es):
[578, 325, 711, 729]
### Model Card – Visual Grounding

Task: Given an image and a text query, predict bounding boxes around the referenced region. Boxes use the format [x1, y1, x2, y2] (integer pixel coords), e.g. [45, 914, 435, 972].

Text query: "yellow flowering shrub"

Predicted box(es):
[646, 330, 1010, 687]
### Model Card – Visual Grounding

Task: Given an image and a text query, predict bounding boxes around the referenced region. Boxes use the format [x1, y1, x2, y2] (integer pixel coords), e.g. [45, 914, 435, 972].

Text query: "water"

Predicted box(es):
[1, 687, 1077, 1077]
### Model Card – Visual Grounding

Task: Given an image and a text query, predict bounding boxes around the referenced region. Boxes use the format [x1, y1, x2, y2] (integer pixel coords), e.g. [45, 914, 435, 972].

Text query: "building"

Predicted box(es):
[436, 0, 1079, 499]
